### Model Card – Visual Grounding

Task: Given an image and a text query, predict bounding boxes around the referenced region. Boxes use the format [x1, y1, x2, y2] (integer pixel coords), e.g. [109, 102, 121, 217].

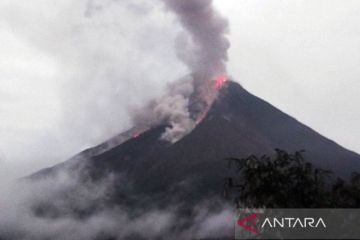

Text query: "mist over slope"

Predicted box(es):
[1, 80, 360, 239]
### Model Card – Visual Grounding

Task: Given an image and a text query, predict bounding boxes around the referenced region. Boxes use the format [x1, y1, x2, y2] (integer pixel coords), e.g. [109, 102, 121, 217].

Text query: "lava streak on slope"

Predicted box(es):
[195, 75, 228, 125]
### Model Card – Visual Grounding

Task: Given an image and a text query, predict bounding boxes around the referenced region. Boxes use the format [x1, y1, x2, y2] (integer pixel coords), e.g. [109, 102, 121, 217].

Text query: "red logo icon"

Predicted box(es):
[237, 213, 258, 234]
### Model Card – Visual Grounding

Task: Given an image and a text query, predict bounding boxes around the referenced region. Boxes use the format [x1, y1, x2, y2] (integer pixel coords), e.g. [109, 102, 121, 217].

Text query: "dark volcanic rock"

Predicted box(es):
[30, 81, 360, 204]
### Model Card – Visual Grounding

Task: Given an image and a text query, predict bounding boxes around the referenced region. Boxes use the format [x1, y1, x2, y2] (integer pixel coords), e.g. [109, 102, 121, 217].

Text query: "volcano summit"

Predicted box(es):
[31, 80, 360, 204]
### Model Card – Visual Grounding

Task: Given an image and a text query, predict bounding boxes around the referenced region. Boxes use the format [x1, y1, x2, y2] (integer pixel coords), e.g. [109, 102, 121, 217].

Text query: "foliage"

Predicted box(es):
[224, 149, 360, 208]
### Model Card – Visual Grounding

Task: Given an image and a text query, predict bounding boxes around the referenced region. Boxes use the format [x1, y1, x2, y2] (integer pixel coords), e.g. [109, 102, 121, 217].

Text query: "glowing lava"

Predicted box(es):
[132, 127, 148, 139]
[133, 132, 141, 138]
[214, 75, 227, 89]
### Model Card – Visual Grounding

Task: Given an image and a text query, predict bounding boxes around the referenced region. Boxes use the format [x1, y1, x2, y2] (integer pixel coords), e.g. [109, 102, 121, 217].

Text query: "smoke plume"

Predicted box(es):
[135, 0, 231, 143]
[163, 0, 230, 84]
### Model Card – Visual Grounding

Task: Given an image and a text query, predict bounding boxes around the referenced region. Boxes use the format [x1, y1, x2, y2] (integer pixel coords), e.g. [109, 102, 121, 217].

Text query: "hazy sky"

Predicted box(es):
[1, 0, 360, 180]
[215, 0, 360, 155]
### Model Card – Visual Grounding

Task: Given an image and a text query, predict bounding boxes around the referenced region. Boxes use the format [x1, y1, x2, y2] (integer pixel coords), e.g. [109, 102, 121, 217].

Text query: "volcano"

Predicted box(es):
[30, 81, 360, 205]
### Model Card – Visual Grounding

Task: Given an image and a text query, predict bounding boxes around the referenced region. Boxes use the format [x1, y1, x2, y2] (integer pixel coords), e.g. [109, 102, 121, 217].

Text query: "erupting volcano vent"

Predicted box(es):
[215, 75, 227, 89]
[124, 0, 230, 144]
[131, 74, 230, 144]
[93, 0, 229, 145]
[122, 0, 231, 144]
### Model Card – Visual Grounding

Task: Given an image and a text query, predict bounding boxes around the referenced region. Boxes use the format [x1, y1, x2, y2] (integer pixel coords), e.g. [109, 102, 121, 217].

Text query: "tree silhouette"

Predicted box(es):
[224, 149, 360, 208]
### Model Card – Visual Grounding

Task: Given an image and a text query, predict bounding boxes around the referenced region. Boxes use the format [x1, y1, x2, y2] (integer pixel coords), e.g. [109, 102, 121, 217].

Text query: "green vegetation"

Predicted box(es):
[224, 149, 360, 208]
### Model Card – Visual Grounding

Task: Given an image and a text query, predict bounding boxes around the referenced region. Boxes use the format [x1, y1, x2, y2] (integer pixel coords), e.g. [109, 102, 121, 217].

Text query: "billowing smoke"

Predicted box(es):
[131, 76, 197, 143]
[164, 0, 230, 84]
[154, 82, 196, 143]
[133, 0, 230, 143]
[0, 2, 234, 238]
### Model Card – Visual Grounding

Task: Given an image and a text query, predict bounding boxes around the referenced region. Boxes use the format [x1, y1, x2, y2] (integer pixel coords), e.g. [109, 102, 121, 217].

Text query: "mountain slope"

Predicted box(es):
[30, 81, 360, 204]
